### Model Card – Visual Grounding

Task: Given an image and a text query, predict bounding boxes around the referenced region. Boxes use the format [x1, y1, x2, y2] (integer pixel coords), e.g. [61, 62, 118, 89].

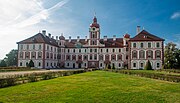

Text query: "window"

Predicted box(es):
[119, 63, 121, 67]
[90, 55, 92, 60]
[20, 45, 23, 50]
[147, 50, 153, 58]
[51, 47, 53, 51]
[118, 54, 122, 60]
[92, 41, 95, 45]
[105, 55, 109, 60]
[68, 49, 70, 53]
[39, 45, 41, 50]
[139, 50, 145, 59]
[66, 55, 70, 60]
[94, 49, 97, 52]
[157, 63, 160, 68]
[33, 45, 35, 50]
[54, 54, 56, 59]
[106, 49, 108, 53]
[47, 62, 49, 66]
[100, 49, 103, 52]
[20, 52, 23, 58]
[140, 43, 143, 48]
[72, 55, 76, 60]
[100, 63, 102, 67]
[39, 62, 41, 66]
[133, 43, 136, 48]
[94, 54, 97, 60]
[25, 52, 30, 58]
[31, 52, 36, 58]
[126, 48, 128, 52]
[156, 42, 160, 48]
[38, 52, 42, 58]
[85, 49, 86, 53]
[140, 63, 143, 68]
[90, 49, 92, 52]
[99, 55, 103, 61]
[20, 62, 22, 66]
[133, 63, 136, 67]
[111, 54, 116, 60]
[132, 51, 137, 59]
[113, 49, 115, 52]
[84, 63, 86, 67]
[46, 52, 49, 58]
[73, 49, 75, 53]
[119, 49, 121, 52]
[27, 45, 29, 50]
[67, 63, 69, 66]
[78, 55, 82, 60]
[148, 43, 151, 48]
[50, 53, 53, 59]
[84, 55, 87, 60]
[156, 50, 161, 58]
[54, 48, 56, 52]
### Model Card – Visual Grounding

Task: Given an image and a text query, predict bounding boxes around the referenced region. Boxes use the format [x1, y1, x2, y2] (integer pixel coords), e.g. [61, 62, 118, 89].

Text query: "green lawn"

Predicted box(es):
[0, 71, 179, 103]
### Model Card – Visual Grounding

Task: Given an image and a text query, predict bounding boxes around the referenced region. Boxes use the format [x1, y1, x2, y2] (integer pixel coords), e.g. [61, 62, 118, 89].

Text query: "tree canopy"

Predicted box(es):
[164, 42, 180, 69]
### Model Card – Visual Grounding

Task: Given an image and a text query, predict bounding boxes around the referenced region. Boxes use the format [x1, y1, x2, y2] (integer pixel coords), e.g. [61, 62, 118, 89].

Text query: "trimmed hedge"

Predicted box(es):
[106, 69, 180, 83]
[0, 70, 86, 88]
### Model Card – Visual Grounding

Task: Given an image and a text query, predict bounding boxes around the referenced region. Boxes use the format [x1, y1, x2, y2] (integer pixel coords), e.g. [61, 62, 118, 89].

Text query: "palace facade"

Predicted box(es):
[17, 16, 164, 69]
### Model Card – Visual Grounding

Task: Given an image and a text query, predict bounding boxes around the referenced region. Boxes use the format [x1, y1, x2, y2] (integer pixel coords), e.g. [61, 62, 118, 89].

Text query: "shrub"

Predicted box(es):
[145, 60, 153, 70]
[28, 74, 37, 82]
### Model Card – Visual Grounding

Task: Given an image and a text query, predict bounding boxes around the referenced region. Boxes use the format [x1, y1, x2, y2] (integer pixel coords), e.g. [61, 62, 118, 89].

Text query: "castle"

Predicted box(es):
[17, 16, 164, 69]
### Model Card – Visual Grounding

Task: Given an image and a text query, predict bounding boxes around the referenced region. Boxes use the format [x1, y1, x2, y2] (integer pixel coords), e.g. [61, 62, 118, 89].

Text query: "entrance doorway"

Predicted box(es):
[78, 63, 81, 68]
[73, 63, 75, 68]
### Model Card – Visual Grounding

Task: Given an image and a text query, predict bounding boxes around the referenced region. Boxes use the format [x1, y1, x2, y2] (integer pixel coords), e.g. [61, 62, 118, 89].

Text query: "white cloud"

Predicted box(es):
[171, 11, 180, 19]
[0, 0, 69, 59]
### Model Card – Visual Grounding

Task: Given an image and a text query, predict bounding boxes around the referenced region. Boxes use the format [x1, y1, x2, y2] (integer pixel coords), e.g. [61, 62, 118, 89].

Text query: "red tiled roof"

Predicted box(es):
[99, 38, 124, 48]
[124, 33, 130, 38]
[17, 33, 59, 47]
[130, 30, 164, 41]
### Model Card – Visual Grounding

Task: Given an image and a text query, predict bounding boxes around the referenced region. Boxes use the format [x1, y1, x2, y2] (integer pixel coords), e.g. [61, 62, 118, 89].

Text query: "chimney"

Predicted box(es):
[85, 36, 87, 42]
[136, 26, 141, 34]
[113, 35, 116, 41]
[69, 36, 71, 42]
[104, 36, 107, 41]
[77, 36, 80, 42]
[42, 30, 46, 36]
[48, 33, 51, 38]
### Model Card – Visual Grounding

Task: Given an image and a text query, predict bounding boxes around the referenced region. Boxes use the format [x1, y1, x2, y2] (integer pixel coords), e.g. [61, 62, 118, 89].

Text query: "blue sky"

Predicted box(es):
[0, 0, 180, 59]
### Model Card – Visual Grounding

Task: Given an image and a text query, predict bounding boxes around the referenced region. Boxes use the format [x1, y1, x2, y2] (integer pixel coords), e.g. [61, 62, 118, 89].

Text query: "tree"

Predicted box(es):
[0, 60, 7, 67]
[145, 60, 152, 70]
[4, 49, 18, 66]
[164, 42, 180, 69]
[28, 60, 34, 67]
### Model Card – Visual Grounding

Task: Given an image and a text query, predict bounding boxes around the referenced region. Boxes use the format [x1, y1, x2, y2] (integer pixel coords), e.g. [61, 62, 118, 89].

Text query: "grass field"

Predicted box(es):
[0, 71, 179, 103]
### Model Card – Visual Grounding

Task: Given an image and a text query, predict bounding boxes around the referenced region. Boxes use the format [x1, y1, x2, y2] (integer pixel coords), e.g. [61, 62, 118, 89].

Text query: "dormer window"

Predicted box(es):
[144, 35, 147, 38]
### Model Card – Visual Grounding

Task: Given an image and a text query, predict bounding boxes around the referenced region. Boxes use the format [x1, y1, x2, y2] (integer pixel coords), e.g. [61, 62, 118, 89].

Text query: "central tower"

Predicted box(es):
[89, 16, 100, 46]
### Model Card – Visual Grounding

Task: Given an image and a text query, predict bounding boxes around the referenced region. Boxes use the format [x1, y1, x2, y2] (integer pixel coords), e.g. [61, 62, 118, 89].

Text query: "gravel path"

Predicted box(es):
[0, 69, 83, 78]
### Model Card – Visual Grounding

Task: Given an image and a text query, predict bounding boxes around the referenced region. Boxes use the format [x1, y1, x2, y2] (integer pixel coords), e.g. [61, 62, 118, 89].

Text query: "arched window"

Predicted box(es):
[155, 50, 161, 58]
[139, 50, 145, 59]
[118, 54, 122, 60]
[99, 55, 103, 61]
[147, 50, 153, 59]
[111, 54, 116, 60]
[132, 50, 137, 59]
[105, 55, 109, 60]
